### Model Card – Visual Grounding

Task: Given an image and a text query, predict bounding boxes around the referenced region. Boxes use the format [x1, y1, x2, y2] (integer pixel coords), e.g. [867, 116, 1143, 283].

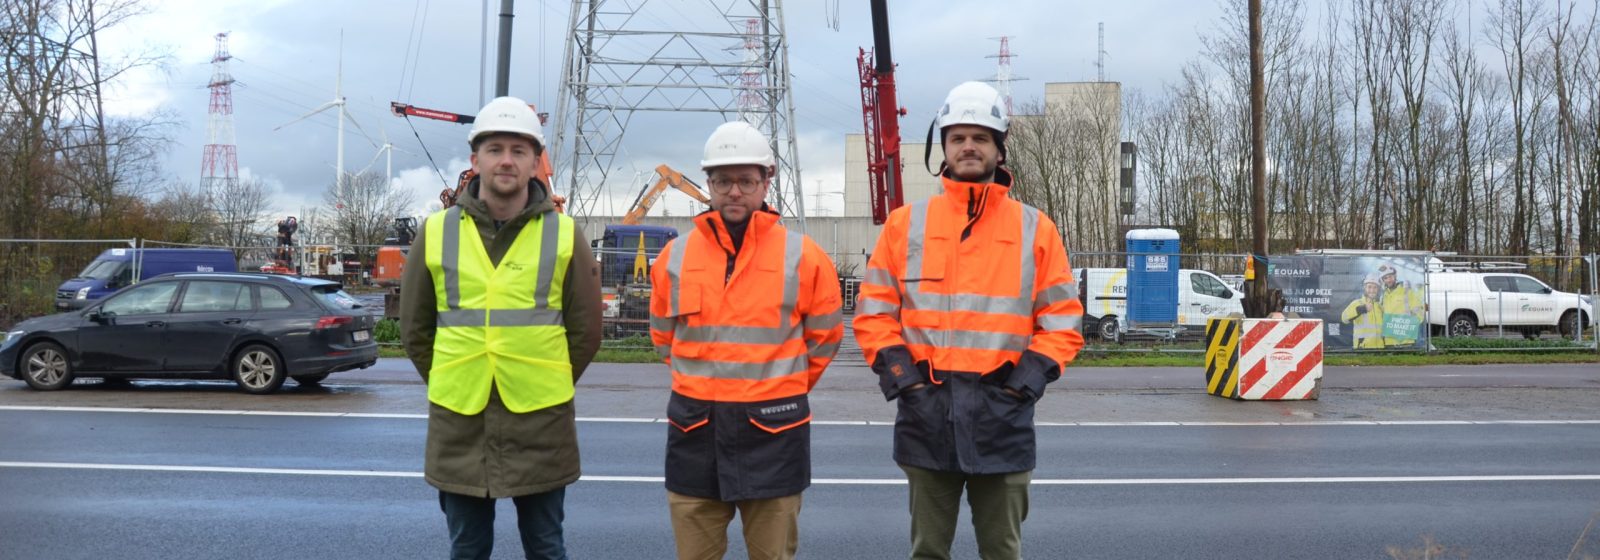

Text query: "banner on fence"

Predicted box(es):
[1267, 254, 1429, 351]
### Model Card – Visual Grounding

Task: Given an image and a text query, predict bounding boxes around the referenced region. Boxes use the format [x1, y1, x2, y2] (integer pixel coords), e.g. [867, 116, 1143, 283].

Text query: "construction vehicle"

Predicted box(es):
[622, 165, 711, 224]
[592, 165, 710, 336]
[858, 0, 907, 225]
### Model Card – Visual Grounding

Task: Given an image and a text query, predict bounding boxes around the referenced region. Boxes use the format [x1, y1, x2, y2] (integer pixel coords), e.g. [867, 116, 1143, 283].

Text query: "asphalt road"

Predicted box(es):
[4, 409, 1600, 559]
[3, 358, 1600, 559]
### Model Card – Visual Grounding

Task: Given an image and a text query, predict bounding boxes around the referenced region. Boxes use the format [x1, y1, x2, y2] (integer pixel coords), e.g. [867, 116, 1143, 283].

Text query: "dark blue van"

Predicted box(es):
[56, 248, 238, 310]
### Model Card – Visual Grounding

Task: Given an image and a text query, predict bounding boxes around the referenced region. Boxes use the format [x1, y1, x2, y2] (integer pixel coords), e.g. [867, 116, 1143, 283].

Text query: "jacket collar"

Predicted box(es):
[693, 204, 781, 253]
[938, 166, 1014, 203]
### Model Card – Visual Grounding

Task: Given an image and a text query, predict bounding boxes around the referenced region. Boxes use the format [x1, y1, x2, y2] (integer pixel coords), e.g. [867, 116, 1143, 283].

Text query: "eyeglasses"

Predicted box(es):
[708, 177, 763, 194]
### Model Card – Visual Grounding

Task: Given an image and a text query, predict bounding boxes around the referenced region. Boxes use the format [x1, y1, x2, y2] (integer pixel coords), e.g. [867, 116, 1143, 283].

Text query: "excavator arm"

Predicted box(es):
[620, 164, 711, 225]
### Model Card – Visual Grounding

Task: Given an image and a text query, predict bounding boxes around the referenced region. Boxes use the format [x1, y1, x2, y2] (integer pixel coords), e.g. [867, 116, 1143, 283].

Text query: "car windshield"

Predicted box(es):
[311, 285, 363, 310]
[76, 259, 124, 281]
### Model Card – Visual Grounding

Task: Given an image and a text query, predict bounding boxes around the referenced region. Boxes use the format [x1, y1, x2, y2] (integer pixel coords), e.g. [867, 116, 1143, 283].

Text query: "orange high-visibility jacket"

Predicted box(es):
[853, 168, 1085, 473]
[650, 207, 843, 501]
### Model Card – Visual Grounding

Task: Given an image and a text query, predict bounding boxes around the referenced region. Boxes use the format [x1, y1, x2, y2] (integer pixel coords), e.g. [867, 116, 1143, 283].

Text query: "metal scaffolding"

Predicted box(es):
[550, 0, 805, 227]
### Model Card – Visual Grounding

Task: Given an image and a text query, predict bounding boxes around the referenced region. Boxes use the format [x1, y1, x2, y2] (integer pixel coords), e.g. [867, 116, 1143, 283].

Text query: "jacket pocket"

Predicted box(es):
[748, 394, 811, 434]
[665, 392, 717, 498]
[667, 391, 711, 433]
[973, 382, 1036, 469]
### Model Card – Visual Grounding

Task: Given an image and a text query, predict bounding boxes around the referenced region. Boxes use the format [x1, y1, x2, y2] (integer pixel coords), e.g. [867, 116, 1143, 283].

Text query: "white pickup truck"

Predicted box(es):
[1428, 271, 1594, 339]
[1076, 267, 1244, 340]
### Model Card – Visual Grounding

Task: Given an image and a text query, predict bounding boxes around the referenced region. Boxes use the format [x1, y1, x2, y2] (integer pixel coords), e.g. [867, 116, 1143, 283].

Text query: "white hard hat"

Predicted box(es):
[936, 81, 1008, 134]
[468, 96, 545, 148]
[700, 121, 775, 171]
[1363, 273, 1383, 286]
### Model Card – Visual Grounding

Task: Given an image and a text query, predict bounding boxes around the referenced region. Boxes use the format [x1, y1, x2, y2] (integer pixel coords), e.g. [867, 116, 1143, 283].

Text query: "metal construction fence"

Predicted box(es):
[5, 237, 1596, 356]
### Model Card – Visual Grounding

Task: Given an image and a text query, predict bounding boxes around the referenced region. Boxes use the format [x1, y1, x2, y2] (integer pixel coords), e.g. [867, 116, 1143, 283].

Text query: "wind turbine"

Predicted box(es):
[356, 127, 411, 189]
[274, 32, 350, 196]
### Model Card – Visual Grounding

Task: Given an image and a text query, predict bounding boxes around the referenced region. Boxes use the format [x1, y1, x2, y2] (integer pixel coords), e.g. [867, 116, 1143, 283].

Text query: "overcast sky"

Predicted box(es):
[99, 0, 1231, 219]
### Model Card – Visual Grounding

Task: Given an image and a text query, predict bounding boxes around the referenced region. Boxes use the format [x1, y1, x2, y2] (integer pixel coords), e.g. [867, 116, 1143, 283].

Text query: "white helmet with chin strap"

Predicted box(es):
[700, 121, 776, 171]
[925, 81, 1009, 175]
[467, 96, 545, 149]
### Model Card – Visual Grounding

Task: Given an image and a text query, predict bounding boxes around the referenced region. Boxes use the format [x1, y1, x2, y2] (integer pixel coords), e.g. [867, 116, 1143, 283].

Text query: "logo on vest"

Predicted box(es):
[505, 262, 525, 271]
[758, 403, 800, 415]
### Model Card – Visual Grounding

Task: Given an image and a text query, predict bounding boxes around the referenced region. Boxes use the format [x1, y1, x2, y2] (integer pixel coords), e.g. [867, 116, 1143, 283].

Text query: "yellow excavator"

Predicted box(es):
[622, 164, 711, 225]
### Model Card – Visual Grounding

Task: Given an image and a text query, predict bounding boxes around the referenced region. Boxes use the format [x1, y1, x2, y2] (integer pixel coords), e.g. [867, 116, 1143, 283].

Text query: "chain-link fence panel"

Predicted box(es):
[0, 238, 136, 328]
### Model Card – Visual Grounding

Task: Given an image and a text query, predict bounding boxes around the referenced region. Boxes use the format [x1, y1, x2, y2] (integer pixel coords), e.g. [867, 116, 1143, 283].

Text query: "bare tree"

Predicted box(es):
[325, 171, 415, 266]
[210, 178, 273, 251]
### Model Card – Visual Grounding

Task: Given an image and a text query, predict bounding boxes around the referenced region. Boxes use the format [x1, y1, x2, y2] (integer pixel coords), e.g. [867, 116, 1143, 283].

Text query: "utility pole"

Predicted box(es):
[1245, 0, 1278, 316]
[495, 0, 514, 97]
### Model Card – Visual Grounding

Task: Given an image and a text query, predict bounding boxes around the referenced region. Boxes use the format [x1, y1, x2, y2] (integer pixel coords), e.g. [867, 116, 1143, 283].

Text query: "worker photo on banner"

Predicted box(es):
[1268, 255, 1430, 351]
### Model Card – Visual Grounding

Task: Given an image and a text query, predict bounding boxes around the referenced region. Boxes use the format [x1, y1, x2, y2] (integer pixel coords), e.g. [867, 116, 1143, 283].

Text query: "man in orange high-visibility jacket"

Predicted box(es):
[649, 121, 844, 560]
[854, 81, 1086, 560]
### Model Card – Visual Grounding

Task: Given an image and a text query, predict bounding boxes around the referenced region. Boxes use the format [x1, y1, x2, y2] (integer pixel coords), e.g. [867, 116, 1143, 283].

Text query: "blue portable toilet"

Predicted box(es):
[1125, 228, 1180, 327]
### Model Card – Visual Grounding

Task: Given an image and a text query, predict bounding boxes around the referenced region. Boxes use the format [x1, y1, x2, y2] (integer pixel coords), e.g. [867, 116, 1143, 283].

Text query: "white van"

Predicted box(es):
[1428, 271, 1594, 339]
[1075, 267, 1245, 340]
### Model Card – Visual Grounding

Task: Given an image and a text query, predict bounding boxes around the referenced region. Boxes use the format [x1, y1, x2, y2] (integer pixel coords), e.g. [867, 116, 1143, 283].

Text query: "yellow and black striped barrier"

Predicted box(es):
[1204, 318, 1242, 398]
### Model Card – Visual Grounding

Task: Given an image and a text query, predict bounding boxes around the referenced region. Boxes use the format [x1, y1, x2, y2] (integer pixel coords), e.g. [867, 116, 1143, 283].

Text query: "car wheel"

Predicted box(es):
[293, 373, 329, 386]
[232, 344, 286, 395]
[1558, 310, 1580, 340]
[1098, 316, 1121, 343]
[21, 342, 74, 391]
[1447, 312, 1476, 337]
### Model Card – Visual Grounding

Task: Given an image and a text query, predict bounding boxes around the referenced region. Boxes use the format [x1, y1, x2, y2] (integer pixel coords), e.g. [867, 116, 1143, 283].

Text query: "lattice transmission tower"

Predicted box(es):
[201, 32, 239, 194]
[550, 0, 805, 226]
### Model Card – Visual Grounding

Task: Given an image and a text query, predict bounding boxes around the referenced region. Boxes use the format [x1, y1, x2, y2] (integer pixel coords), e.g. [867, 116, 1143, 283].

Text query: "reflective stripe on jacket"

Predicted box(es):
[425, 205, 575, 415]
[649, 207, 844, 501]
[853, 168, 1085, 474]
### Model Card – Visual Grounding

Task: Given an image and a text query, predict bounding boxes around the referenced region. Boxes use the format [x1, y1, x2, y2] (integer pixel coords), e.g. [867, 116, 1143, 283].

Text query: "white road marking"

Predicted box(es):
[4, 462, 1600, 486]
[2, 406, 1599, 427]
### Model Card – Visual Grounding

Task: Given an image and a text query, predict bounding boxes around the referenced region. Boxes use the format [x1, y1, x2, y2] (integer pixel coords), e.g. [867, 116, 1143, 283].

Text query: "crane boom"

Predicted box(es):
[622, 165, 712, 225]
[390, 101, 562, 212]
[859, 0, 905, 225]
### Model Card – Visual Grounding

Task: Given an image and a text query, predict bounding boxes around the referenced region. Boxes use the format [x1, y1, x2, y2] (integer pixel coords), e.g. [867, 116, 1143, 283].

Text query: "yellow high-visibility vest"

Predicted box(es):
[425, 206, 574, 414]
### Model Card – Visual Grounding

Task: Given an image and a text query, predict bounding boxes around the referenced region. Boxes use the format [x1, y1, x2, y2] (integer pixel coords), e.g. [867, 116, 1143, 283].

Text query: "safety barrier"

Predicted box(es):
[1205, 318, 1325, 400]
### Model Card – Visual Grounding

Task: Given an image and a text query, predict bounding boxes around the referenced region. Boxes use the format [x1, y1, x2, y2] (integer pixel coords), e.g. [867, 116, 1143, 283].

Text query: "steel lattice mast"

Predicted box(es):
[201, 32, 239, 194]
[550, 0, 805, 227]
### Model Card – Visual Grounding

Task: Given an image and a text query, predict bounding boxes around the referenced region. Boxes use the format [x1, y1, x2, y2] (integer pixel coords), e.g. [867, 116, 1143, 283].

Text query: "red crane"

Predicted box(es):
[858, 0, 906, 225]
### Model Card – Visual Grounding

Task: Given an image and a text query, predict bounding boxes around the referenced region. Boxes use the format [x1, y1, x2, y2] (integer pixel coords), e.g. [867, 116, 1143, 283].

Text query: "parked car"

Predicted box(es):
[1076, 267, 1245, 340]
[1428, 271, 1594, 339]
[56, 248, 238, 310]
[4, 272, 378, 394]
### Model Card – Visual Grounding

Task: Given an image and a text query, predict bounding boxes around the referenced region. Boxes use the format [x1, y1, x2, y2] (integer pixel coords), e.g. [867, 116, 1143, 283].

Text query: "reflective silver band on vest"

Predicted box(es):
[534, 210, 559, 309]
[862, 267, 897, 290]
[803, 309, 842, 332]
[436, 208, 565, 329]
[807, 340, 840, 360]
[439, 308, 565, 328]
[903, 326, 1030, 352]
[856, 298, 901, 318]
[666, 235, 689, 317]
[1037, 313, 1084, 333]
[442, 206, 463, 310]
[1033, 281, 1080, 313]
[905, 202, 930, 281]
[671, 354, 810, 381]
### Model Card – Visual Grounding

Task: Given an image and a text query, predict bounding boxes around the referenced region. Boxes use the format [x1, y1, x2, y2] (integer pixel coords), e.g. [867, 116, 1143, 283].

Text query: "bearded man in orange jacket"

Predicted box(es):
[854, 82, 1086, 560]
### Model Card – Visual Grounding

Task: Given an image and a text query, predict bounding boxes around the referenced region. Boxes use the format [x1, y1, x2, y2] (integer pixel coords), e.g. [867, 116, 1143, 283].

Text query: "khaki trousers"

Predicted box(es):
[668, 491, 803, 560]
[901, 465, 1032, 560]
